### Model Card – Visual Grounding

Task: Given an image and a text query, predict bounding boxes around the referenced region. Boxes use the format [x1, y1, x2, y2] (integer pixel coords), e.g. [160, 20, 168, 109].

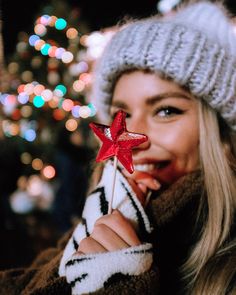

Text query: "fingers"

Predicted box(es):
[76, 211, 140, 256]
[124, 170, 161, 190]
[90, 223, 129, 251]
[78, 236, 107, 254]
[95, 210, 141, 247]
[123, 170, 161, 206]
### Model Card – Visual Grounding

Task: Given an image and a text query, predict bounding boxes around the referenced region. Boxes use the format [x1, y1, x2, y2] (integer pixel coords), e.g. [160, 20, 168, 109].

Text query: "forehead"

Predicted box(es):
[112, 70, 193, 104]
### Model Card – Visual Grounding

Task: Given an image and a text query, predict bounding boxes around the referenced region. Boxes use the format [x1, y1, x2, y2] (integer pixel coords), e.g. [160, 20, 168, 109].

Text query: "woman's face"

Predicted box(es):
[110, 71, 200, 186]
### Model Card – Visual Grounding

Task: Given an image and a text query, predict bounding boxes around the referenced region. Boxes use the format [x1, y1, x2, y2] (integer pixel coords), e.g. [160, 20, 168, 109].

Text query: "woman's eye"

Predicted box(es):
[155, 106, 183, 118]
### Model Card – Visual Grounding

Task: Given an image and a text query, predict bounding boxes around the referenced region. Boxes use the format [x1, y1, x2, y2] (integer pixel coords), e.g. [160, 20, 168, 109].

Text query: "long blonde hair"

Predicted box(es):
[183, 100, 236, 294]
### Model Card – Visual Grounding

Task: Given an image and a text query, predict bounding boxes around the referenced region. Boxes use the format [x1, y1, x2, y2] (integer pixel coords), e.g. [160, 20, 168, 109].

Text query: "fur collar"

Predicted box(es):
[148, 170, 203, 227]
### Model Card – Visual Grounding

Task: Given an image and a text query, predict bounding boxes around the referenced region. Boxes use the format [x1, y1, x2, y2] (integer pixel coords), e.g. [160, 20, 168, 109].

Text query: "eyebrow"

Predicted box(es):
[111, 91, 192, 108]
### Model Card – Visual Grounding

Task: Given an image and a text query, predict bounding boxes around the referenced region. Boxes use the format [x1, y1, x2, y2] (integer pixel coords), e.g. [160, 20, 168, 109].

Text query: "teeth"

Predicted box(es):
[134, 164, 156, 172]
[134, 162, 169, 171]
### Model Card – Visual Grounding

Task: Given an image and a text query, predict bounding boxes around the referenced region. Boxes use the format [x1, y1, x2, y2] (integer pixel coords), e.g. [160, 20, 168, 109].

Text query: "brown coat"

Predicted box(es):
[0, 171, 233, 294]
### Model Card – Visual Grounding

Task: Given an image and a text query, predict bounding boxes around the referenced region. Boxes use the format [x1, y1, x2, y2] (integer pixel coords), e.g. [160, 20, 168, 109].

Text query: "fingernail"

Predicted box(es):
[153, 179, 161, 189]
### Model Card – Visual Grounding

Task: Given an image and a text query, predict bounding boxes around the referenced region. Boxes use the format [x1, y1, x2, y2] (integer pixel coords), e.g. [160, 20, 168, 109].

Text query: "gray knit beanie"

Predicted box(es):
[92, 1, 236, 130]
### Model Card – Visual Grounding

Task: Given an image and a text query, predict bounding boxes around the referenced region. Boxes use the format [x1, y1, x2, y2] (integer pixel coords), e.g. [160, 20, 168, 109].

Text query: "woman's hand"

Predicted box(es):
[77, 210, 141, 255]
[123, 170, 161, 206]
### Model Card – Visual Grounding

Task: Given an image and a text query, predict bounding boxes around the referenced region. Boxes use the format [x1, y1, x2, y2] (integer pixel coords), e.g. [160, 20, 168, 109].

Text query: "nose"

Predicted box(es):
[127, 116, 151, 151]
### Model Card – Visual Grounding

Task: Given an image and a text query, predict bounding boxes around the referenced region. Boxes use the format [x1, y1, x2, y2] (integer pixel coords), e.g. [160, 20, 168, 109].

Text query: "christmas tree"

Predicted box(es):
[0, 0, 116, 268]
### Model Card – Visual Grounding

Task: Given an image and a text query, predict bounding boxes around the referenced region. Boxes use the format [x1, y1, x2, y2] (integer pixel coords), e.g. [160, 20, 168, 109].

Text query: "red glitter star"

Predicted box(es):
[89, 110, 148, 174]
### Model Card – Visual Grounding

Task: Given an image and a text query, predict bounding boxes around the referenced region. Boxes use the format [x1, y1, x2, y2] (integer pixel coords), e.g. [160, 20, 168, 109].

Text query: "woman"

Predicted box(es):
[1, 1, 236, 294]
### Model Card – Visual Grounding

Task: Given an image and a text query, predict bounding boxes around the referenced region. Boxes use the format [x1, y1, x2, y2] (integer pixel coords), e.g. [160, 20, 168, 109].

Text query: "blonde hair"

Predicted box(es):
[183, 100, 236, 294]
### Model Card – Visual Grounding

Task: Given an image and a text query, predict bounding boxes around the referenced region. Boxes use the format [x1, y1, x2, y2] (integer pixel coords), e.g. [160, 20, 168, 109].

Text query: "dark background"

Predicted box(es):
[2, 0, 236, 59]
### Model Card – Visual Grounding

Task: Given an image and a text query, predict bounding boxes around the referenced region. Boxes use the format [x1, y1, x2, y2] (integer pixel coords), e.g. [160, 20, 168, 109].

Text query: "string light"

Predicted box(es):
[29, 15, 80, 63]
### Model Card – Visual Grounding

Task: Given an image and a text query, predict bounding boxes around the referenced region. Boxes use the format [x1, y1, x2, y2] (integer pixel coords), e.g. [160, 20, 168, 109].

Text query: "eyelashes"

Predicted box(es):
[110, 106, 184, 120]
[154, 106, 184, 118]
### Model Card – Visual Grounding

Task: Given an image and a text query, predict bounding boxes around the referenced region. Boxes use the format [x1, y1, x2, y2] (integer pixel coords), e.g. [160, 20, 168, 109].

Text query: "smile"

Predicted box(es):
[134, 161, 170, 172]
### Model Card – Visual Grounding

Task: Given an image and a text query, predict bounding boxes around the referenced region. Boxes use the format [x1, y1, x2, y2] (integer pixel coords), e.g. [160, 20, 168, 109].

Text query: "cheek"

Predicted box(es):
[151, 123, 199, 183]
[168, 131, 200, 174]
[158, 120, 199, 155]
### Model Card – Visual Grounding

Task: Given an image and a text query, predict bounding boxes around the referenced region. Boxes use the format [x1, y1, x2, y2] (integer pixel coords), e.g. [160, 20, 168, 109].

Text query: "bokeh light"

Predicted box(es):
[55, 47, 66, 59]
[49, 16, 58, 27]
[47, 72, 60, 85]
[66, 28, 78, 39]
[41, 43, 51, 55]
[34, 39, 45, 51]
[24, 83, 35, 95]
[18, 93, 29, 104]
[10, 123, 20, 136]
[62, 99, 74, 111]
[24, 129, 37, 142]
[71, 105, 80, 118]
[29, 35, 40, 46]
[34, 84, 45, 95]
[61, 51, 73, 63]
[53, 109, 65, 120]
[11, 109, 21, 120]
[42, 165, 56, 179]
[55, 18, 67, 30]
[54, 84, 67, 96]
[8, 62, 19, 74]
[27, 175, 42, 196]
[40, 15, 51, 25]
[34, 24, 47, 36]
[79, 105, 91, 118]
[48, 46, 57, 57]
[73, 80, 85, 92]
[32, 158, 44, 170]
[21, 106, 33, 118]
[88, 103, 97, 116]
[33, 95, 45, 108]
[65, 118, 78, 131]
[17, 84, 25, 93]
[41, 89, 53, 101]
[21, 71, 33, 83]
[79, 73, 92, 84]
[48, 98, 59, 108]
[31, 56, 42, 68]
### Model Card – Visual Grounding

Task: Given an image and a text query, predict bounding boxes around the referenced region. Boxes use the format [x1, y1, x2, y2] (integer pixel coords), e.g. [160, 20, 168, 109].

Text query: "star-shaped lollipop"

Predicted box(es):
[89, 110, 148, 213]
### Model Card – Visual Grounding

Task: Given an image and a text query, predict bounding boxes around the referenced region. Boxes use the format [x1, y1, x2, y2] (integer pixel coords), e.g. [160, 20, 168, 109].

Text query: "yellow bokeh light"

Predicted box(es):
[21, 152, 32, 164]
[32, 158, 44, 170]
[21, 105, 33, 118]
